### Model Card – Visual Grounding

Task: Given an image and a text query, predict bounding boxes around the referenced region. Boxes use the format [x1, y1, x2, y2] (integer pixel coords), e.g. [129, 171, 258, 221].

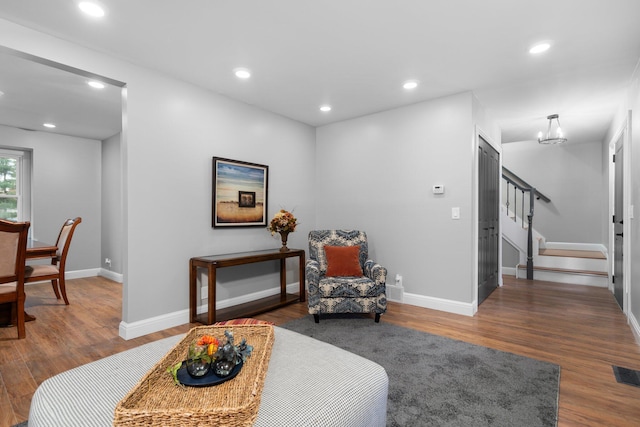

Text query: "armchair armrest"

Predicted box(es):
[306, 259, 320, 273]
[305, 259, 321, 297]
[364, 260, 387, 285]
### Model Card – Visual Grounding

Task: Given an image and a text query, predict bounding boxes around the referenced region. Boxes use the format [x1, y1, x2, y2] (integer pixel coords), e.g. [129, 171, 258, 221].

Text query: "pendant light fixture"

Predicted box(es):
[537, 114, 567, 144]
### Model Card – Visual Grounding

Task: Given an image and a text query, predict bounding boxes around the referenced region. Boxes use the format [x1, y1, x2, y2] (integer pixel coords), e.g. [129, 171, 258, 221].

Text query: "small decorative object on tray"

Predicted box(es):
[268, 209, 298, 252]
[168, 330, 253, 386]
[185, 335, 218, 378]
[185, 343, 212, 378]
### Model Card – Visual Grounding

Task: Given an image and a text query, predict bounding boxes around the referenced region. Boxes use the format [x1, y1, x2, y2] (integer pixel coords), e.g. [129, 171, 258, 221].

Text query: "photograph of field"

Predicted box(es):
[213, 158, 268, 227]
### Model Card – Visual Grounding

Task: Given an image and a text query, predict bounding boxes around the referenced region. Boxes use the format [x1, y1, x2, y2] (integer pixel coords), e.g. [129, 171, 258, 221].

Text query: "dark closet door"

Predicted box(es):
[613, 138, 624, 310]
[478, 136, 500, 304]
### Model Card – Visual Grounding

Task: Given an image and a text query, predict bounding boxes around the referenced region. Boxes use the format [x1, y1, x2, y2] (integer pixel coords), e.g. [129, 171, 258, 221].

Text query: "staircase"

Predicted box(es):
[501, 167, 608, 287]
[515, 241, 608, 287]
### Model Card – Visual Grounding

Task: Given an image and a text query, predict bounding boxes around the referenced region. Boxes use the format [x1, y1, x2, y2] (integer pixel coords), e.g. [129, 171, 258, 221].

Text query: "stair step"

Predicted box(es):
[538, 248, 606, 260]
[517, 265, 607, 277]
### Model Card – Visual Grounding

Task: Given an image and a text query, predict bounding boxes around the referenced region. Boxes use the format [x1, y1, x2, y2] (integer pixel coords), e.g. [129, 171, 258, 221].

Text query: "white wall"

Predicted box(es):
[502, 140, 606, 245]
[0, 19, 317, 338]
[316, 91, 486, 309]
[0, 124, 101, 271]
[102, 132, 122, 274]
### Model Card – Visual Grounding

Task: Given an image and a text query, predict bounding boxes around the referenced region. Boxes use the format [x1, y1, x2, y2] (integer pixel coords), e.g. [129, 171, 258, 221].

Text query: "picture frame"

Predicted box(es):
[212, 157, 268, 228]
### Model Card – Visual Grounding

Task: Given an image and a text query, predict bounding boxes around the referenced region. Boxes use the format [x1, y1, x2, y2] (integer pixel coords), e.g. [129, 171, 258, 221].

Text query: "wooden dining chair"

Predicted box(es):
[25, 217, 82, 305]
[0, 219, 30, 339]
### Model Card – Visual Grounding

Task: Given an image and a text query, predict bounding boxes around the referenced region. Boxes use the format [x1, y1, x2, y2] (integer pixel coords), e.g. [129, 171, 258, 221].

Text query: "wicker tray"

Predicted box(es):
[114, 324, 275, 427]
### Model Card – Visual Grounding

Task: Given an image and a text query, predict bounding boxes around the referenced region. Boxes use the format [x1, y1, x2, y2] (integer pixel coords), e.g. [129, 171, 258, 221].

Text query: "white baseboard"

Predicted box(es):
[119, 284, 477, 339]
[99, 268, 123, 283]
[25, 267, 124, 284]
[403, 292, 476, 317]
[119, 309, 189, 340]
[119, 282, 301, 340]
[25, 268, 100, 285]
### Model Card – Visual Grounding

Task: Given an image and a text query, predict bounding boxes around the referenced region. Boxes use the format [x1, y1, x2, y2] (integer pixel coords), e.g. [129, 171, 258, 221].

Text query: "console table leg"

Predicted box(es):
[207, 266, 216, 324]
[299, 252, 306, 302]
[189, 262, 197, 323]
[280, 258, 287, 299]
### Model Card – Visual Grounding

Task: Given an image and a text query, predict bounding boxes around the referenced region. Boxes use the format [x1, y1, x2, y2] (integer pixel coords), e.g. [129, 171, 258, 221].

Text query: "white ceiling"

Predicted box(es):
[0, 0, 639, 143]
[0, 48, 123, 140]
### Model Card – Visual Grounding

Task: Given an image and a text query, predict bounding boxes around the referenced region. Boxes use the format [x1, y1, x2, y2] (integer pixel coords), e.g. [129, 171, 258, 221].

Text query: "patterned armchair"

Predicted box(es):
[306, 230, 387, 323]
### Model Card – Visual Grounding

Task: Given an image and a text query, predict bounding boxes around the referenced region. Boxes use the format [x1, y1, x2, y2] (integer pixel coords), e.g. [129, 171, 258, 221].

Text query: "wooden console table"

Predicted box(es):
[189, 249, 305, 324]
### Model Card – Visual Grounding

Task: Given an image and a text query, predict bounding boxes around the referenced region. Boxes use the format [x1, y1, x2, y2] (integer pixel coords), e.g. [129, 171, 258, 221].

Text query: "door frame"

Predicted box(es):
[473, 126, 502, 313]
[608, 111, 631, 316]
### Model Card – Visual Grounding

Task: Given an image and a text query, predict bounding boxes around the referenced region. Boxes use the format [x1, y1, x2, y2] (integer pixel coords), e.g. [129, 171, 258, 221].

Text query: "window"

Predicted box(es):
[0, 155, 19, 220]
[0, 148, 31, 222]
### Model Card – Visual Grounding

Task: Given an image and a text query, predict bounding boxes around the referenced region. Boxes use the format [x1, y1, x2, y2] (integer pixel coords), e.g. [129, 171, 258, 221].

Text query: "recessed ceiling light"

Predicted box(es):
[234, 68, 251, 79]
[78, 2, 105, 17]
[403, 80, 419, 90]
[529, 42, 551, 54]
[88, 80, 105, 89]
[43, 123, 56, 128]
[319, 105, 332, 112]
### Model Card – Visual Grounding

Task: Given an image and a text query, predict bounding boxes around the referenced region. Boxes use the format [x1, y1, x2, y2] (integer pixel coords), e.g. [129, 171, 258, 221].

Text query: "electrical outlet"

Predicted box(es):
[105, 258, 112, 266]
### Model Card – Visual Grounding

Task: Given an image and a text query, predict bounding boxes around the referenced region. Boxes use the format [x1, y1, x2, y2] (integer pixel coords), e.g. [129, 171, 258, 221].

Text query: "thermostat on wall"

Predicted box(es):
[432, 184, 445, 194]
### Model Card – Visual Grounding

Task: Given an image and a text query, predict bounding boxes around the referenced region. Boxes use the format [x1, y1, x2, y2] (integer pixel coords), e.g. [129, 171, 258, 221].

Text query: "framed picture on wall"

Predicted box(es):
[212, 157, 268, 228]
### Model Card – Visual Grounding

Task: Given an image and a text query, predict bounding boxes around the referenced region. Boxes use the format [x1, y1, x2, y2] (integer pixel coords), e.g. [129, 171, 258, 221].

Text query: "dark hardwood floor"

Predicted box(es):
[1, 275, 640, 426]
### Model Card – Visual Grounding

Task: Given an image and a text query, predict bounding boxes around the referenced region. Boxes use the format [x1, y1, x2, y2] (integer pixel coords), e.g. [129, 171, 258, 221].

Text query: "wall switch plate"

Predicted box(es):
[452, 207, 460, 219]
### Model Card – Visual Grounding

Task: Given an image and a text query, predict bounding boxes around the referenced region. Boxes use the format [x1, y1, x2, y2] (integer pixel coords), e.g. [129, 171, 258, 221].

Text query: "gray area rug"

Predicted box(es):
[281, 316, 559, 427]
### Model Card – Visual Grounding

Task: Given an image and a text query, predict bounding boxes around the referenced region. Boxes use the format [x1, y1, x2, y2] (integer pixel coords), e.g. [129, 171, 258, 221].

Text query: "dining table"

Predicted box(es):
[0, 238, 58, 326]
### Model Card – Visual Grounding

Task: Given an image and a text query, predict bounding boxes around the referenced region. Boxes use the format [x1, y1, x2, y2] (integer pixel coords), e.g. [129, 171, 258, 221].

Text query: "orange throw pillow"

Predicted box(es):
[325, 245, 363, 277]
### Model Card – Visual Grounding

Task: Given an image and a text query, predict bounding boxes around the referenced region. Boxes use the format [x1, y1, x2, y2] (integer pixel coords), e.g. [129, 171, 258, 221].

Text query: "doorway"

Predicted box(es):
[613, 135, 624, 309]
[478, 135, 500, 304]
[609, 112, 631, 315]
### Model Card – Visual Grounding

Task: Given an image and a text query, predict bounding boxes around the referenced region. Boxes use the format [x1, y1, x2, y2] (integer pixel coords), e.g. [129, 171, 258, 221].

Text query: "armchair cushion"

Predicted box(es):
[318, 276, 382, 298]
[325, 245, 363, 277]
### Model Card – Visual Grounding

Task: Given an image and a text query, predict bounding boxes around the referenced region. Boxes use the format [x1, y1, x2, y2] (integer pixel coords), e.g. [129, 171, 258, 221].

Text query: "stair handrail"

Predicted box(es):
[502, 167, 551, 203]
[501, 167, 551, 280]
